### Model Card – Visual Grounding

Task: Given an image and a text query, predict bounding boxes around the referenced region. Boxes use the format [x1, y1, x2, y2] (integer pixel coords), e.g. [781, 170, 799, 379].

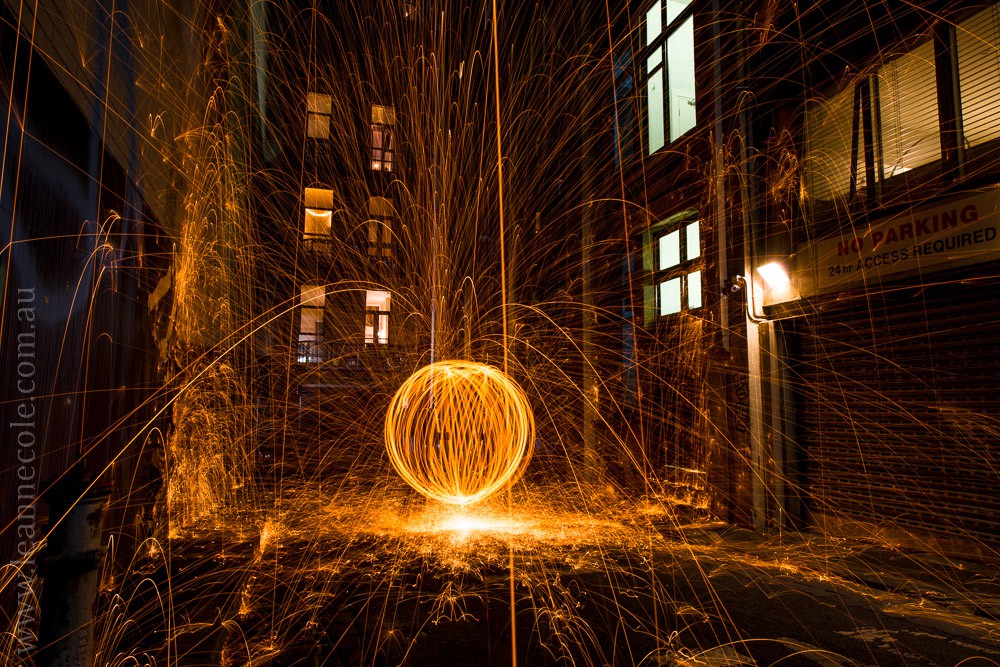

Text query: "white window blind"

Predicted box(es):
[878, 40, 941, 178]
[957, 4, 1000, 148]
[804, 84, 857, 202]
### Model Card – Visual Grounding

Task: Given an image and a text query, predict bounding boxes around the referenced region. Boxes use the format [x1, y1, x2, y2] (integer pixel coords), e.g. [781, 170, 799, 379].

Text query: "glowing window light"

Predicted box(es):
[646, 0, 697, 152]
[303, 187, 334, 245]
[659, 277, 681, 315]
[371, 104, 396, 171]
[659, 229, 680, 270]
[667, 16, 696, 142]
[646, 1, 661, 45]
[666, 0, 693, 23]
[365, 290, 390, 344]
[306, 92, 331, 139]
[757, 262, 790, 290]
[385, 361, 534, 506]
[298, 285, 325, 363]
[687, 270, 702, 309]
[685, 219, 700, 260]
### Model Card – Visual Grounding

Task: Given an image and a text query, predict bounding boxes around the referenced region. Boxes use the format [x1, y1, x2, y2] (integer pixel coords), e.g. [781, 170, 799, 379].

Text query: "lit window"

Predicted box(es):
[306, 92, 332, 139]
[685, 219, 700, 259]
[645, 0, 696, 154]
[371, 104, 395, 171]
[803, 84, 859, 203]
[659, 229, 680, 270]
[645, 211, 702, 320]
[659, 277, 681, 315]
[365, 290, 390, 344]
[367, 197, 393, 258]
[957, 4, 1000, 149]
[303, 187, 333, 250]
[298, 285, 325, 363]
[687, 270, 702, 308]
[803, 40, 940, 217]
[878, 41, 940, 178]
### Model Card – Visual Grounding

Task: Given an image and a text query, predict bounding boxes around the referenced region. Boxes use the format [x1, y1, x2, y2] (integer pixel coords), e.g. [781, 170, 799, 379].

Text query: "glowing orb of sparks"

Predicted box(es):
[385, 360, 534, 506]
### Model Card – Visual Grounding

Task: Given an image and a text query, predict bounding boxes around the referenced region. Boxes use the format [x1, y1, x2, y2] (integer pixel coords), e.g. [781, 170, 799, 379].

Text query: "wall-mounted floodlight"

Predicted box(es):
[757, 262, 790, 290]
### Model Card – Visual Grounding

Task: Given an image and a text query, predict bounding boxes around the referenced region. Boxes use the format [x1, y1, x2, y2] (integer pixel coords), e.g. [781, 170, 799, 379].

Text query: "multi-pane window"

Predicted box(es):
[645, 0, 696, 154]
[298, 285, 325, 363]
[804, 42, 940, 213]
[644, 213, 701, 321]
[306, 92, 332, 139]
[364, 290, 390, 344]
[371, 105, 395, 171]
[803, 3, 1000, 225]
[303, 187, 333, 251]
[367, 196, 393, 258]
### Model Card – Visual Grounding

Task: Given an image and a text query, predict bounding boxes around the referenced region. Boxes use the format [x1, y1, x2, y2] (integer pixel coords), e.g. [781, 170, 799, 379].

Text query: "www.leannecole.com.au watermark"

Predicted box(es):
[10, 286, 38, 656]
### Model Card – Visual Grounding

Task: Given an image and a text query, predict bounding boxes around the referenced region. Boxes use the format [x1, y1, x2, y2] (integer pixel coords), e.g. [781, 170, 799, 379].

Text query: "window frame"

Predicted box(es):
[642, 210, 703, 323]
[371, 104, 395, 172]
[298, 285, 326, 363]
[643, 0, 697, 155]
[303, 187, 334, 253]
[306, 92, 332, 140]
[367, 197, 394, 259]
[364, 290, 391, 345]
[801, 10, 1000, 231]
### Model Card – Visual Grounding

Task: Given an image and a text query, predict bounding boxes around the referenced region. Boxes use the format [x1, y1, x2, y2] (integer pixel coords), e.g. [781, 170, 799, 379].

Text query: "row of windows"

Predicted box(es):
[803, 3, 1000, 221]
[300, 92, 396, 360]
[306, 93, 396, 172]
[302, 188, 394, 258]
[297, 287, 391, 363]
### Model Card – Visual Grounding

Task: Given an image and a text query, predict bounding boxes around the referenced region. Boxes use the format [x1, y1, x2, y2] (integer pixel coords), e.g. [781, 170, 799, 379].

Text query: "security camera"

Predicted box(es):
[721, 275, 745, 296]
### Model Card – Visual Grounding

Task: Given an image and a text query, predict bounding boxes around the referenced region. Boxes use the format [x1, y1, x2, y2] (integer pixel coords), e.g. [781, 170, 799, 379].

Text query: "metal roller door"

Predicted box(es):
[794, 276, 1000, 548]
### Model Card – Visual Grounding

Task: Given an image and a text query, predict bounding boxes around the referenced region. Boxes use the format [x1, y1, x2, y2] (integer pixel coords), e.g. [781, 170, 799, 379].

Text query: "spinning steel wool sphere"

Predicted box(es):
[385, 360, 534, 506]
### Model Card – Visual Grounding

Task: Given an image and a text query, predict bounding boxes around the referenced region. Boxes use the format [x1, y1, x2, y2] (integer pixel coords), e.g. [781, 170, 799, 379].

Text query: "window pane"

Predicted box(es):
[365, 290, 390, 344]
[666, 0, 693, 23]
[304, 187, 333, 210]
[648, 69, 665, 154]
[957, 5, 1000, 148]
[304, 208, 331, 236]
[307, 92, 332, 115]
[659, 277, 681, 315]
[307, 113, 330, 139]
[687, 270, 702, 309]
[648, 44, 662, 71]
[684, 220, 700, 260]
[300, 307, 322, 335]
[301, 285, 325, 306]
[371, 104, 396, 125]
[646, 0, 661, 45]
[658, 229, 680, 270]
[368, 196, 392, 216]
[667, 16, 696, 141]
[878, 41, 940, 177]
[803, 84, 856, 202]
